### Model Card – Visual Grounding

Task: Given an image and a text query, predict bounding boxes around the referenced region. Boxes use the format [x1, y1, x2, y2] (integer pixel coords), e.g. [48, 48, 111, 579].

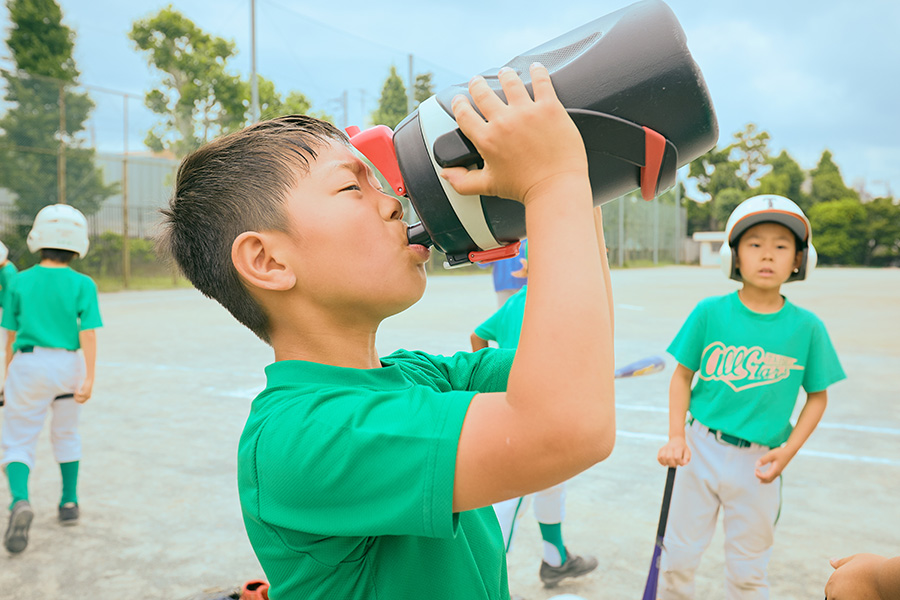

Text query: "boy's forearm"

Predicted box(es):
[593, 205, 614, 339]
[668, 370, 692, 439]
[79, 330, 97, 383]
[5, 330, 14, 371]
[508, 176, 615, 452]
[782, 390, 827, 458]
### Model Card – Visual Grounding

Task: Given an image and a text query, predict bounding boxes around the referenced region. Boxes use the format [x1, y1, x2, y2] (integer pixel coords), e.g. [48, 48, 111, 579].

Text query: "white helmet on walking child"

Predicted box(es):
[26, 203, 90, 258]
[719, 194, 816, 283]
[0, 240, 7, 264]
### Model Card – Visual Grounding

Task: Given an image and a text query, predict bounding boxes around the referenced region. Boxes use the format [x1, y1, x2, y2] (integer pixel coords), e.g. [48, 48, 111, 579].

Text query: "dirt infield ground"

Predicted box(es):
[0, 266, 897, 600]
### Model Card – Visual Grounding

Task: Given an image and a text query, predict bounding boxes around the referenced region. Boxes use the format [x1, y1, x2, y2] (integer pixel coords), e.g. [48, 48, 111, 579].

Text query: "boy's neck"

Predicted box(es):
[737, 285, 784, 313]
[39, 259, 70, 268]
[269, 310, 383, 369]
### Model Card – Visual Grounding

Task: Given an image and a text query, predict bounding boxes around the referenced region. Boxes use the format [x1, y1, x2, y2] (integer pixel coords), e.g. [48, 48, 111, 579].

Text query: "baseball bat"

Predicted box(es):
[642, 466, 677, 600]
[615, 355, 666, 379]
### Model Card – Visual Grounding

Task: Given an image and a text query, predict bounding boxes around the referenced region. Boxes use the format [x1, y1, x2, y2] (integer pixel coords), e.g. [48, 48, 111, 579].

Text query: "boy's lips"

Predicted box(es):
[408, 243, 431, 263]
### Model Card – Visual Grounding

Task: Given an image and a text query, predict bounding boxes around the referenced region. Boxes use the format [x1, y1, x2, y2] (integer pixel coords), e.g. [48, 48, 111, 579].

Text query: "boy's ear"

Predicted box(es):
[231, 231, 297, 291]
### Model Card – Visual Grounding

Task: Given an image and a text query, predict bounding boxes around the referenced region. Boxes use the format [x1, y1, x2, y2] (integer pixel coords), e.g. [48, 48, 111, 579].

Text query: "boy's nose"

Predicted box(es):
[380, 193, 403, 221]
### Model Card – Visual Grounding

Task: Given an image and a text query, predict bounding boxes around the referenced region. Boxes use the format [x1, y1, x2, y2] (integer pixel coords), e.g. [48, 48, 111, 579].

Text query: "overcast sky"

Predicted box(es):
[2, 0, 898, 198]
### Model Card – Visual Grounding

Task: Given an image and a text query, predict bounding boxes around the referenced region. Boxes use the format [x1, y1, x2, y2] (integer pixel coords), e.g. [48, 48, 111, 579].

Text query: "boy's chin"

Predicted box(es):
[384, 284, 427, 317]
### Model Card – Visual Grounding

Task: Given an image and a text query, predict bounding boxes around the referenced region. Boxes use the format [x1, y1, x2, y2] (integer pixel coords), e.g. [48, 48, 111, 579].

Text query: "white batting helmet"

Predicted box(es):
[26, 204, 90, 258]
[719, 194, 816, 283]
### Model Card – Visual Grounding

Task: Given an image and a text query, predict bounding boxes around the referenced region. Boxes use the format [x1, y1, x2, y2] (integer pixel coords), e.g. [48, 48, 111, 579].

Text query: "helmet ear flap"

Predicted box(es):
[788, 242, 817, 282]
[719, 242, 740, 281]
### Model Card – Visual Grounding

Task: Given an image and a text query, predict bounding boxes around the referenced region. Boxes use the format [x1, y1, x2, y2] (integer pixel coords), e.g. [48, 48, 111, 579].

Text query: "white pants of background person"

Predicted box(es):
[1, 348, 85, 469]
[659, 418, 782, 600]
[493, 482, 566, 554]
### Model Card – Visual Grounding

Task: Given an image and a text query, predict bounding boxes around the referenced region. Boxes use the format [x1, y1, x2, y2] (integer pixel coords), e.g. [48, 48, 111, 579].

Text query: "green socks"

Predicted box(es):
[6, 462, 30, 509]
[539, 521, 567, 566]
[60, 461, 79, 506]
[5, 461, 80, 509]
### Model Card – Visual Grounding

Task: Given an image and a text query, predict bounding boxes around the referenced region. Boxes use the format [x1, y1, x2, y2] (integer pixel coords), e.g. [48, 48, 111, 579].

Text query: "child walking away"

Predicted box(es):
[159, 64, 616, 599]
[2, 204, 102, 554]
[656, 195, 845, 599]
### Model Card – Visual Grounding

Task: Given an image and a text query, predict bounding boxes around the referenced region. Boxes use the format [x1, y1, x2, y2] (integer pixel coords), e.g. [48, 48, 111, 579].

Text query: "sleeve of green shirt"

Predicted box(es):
[802, 318, 846, 393]
[409, 348, 514, 394]
[77, 277, 103, 330]
[0, 277, 19, 331]
[667, 299, 709, 371]
[474, 308, 503, 342]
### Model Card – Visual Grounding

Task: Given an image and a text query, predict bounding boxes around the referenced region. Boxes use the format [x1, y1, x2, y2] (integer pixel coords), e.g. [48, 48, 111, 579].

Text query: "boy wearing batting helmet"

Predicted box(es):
[2, 204, 102, 554]
[159, 65, 616, 600]
[657, 194, 845, 598]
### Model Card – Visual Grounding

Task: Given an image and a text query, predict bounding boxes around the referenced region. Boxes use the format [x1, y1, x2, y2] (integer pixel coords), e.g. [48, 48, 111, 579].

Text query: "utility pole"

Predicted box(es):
[57, 82, 67, 204]
[250, 0, 260, 122]
[358, 89, 367, 127]
[122, 94, 130, 288]
[653, 194, 659, 265]
[674, 172, 682, 264]
[407, 54, 414, 113]
[618, 195, 625, 267]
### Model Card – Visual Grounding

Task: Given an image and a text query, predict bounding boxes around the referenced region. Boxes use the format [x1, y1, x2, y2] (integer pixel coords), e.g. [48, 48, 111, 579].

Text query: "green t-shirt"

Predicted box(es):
[1, 265, 103, 351]
[0, 261, 18, 308]
[238, 347, 515, 600]
[668, 291, 845, 447]
[475, 286, 527, 349]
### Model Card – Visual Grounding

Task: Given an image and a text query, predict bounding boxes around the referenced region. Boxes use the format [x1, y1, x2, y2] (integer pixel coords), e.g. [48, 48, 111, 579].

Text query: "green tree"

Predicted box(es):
[808, 198, 867, 265]
[809, 150, 858, 205]
[757, 150, 808, 210]
[130, 8, 329, 156]
[729, 123, 771, 186]
[371, 66, 408, 129]
[686, 124, 779, 232]
[130, 7, 246, 156]
[686, 146, 746, 231]
[0, 0, 115, 236]
[256, 77, 331, 123]
[413, 72, 434, 107]
[862, 197, 900, 266]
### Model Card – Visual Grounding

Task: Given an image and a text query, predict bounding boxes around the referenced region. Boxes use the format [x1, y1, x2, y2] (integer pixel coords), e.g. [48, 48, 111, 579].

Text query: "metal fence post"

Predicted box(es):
[122, 94, 130, 288]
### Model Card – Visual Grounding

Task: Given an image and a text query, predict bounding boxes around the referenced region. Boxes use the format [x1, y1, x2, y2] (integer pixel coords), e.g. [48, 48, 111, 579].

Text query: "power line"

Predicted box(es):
[259, 0, 467, 81]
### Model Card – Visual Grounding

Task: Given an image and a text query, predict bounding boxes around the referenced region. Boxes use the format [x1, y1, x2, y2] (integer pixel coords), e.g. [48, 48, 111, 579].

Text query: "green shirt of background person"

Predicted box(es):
[0, 241, 17, 309]
[2, 266, 102, 353]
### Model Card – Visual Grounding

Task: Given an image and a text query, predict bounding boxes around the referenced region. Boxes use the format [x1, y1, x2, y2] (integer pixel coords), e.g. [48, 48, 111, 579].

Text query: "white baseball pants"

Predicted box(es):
[659, 418, 782, 600]
[493, 482, 566, 552]
[1, 347, 85, 469]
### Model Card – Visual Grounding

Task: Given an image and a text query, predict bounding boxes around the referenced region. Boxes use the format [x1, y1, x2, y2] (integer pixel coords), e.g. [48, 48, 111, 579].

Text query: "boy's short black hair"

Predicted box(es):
[40, 248, 76, 263]
[158, 115, 349, 344]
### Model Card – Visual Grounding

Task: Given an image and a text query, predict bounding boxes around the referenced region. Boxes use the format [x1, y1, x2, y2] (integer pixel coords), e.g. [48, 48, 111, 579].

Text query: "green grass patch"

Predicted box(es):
[95, 274, 193, 293]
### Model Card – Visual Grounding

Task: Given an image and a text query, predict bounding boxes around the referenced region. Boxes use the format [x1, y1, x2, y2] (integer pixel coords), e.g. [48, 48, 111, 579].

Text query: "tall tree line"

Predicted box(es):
[0, 0, 116, 265]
